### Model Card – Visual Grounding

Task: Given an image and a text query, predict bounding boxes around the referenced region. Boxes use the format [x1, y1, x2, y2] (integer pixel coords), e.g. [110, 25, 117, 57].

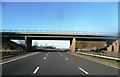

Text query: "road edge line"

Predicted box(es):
[69, 53, 120, 69]
[0, 52, 40, 65]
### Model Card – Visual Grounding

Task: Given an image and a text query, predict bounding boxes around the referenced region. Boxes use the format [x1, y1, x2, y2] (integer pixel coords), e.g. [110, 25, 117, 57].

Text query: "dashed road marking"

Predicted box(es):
[78, 67, 88, 74]
[33, 67, 39, 74]
[44, 57, 46, 60]
[65, 58, 69, 60]
[47, 54, 48, 56]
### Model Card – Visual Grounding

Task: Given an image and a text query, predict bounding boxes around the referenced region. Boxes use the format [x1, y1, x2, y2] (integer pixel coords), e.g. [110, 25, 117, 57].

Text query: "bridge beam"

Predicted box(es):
[70, 37, 76, 53]
[25, 37, 32, 52]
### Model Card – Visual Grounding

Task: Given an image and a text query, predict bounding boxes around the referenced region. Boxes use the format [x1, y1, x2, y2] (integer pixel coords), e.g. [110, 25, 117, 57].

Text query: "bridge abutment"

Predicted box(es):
[107, 45, 113, 52]
[107, 40, 119, 53]
[113, 40, 119, 52]
[69, 37, 76, 53]
[25, 37, 32, 52]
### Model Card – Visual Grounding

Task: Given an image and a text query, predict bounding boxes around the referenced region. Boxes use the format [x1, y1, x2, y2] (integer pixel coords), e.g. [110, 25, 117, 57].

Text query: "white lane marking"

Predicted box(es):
[47, 54, 48, 56]
[33, 67, 39, 74]
[65, 58, 68, 60]
[79, 67, 89, 74]
[0, 52, 40, 65]
[44, 57, 46, 60]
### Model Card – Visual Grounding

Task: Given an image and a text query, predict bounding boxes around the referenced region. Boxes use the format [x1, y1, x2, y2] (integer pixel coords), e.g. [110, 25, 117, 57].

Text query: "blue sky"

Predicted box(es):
[3, 2, 118, 32]
[3, 2, 118, 48]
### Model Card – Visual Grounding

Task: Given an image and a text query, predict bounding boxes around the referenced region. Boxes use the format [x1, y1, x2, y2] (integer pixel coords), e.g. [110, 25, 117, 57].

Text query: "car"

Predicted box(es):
[88, 49, 95, 54]
[96, 50, 106, 55]
[75, 48, 82, 52]
[64, 49, 70, 52]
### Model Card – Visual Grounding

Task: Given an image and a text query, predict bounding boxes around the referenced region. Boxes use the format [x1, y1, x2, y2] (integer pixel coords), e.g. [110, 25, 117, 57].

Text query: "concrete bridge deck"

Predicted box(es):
[2, 32, 118, 41]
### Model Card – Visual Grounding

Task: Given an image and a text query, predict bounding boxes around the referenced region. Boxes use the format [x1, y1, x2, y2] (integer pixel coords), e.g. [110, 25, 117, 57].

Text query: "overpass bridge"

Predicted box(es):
[1, 30, 119, 53]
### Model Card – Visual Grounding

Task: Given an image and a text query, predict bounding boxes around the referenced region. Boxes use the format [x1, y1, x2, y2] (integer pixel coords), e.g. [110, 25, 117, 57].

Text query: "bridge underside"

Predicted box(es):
[2, 32, 119, 52]
[2, 37, 119, 53]
[2, 36, 116, 41]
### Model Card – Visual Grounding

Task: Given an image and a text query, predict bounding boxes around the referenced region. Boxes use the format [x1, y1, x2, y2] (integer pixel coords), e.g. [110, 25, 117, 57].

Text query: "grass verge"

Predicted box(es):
[76, 53, 120, 67]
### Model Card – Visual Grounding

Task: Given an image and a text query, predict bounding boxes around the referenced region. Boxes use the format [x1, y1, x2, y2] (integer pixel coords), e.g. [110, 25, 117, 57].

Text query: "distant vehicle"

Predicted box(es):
[75, 48, 82, 52]
[96, 50, 106, 55]
[88, 49, 106, 55]
[88, 49, 95, 54]
[64, 49, 70, 52]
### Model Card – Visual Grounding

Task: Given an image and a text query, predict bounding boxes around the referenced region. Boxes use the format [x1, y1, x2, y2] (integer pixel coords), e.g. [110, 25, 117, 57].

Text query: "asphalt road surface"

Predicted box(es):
[2, 52, 119, 75]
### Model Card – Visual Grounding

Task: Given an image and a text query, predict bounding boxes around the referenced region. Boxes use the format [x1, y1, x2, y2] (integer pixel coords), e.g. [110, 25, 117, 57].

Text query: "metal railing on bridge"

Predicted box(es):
[0, 29, 118, 36]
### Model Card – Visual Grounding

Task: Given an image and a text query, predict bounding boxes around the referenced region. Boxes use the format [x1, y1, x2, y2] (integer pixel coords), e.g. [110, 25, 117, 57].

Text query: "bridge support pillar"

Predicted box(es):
[106, 41, 113, 52]
[69, 37, 76, 53]
[108, 45, 113, 51]
[25, 37, 32, 52]
[113, 40, 119, 52]
[2, 37, 10, 41]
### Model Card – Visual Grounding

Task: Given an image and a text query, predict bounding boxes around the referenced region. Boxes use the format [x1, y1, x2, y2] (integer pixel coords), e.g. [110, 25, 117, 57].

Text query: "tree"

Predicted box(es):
[17, 40, 25, 46]
[40, 45, 56, 49]
[33, 42, 38, 47]
[32, 42, 38, 49]
[76, 41, 106, 49]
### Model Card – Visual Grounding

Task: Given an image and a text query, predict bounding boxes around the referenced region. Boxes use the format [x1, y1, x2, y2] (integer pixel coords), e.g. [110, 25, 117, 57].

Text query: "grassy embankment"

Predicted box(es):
[76, 53, 120, 67]
[1, 39, 25, 58]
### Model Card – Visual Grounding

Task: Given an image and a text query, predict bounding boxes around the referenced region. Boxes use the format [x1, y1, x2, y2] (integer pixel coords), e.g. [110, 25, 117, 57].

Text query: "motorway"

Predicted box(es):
[2, 51, 119, 75]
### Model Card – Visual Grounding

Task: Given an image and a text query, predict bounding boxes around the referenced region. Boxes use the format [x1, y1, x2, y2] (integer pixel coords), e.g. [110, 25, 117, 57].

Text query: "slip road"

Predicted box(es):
[2, 52, 118, 75]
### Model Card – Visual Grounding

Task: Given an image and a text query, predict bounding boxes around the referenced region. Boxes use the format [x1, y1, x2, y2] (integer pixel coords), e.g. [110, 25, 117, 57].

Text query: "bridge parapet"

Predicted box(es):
[0, 29, 118, 36]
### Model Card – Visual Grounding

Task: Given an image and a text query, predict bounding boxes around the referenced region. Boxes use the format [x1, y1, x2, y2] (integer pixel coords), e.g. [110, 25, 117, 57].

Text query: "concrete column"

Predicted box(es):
[106, 41, 113, 52]
[69, 37, 76, 53]
[116, 40, 119, 52]
[25, 37, 32, 52]
[107, 47, 110, 51]
[2, 37, 10, 41]
[109, 45, 113, 51]
[117, 40, 119, 52]
[112, 40, 119, 52]
[107, 45, 113, 52]
[113, 42, 117, 52]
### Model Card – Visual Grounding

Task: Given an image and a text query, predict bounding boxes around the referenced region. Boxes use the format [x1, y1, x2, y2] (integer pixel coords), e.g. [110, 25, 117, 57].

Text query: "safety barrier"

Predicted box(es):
[76, 52, 120, 61]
